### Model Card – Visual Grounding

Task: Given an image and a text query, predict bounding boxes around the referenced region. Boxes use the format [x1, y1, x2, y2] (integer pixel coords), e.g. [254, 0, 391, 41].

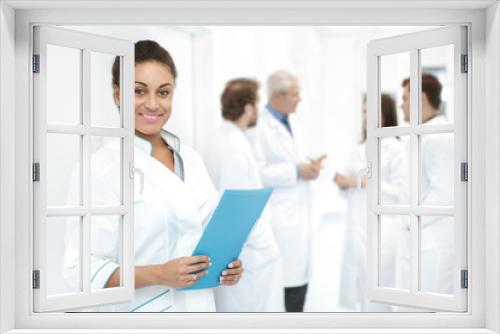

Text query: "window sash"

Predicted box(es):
[32, 25, 136, 312]
[366, 25, 468, 312]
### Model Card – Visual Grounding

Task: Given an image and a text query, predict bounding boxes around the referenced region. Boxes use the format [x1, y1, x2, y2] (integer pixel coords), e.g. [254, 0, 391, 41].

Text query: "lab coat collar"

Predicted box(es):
[424, 114, 447, 125]
[266, 104, 288, 123]
[221, 119, 245, 134]
[263, 105, 294, 140]
[134, 129, 181, 156]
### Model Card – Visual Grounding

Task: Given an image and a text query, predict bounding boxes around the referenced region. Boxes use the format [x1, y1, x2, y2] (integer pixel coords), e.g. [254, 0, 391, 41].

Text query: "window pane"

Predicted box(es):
[420, 216, 454, 295]
[91, 137, 122, 207]
[379, 136, 408, 206]
[420, 45, 454, 124]
[47, 216, 81, 296]
[91, 52, 121, 128]
[420, 133, 454, 207]
[90, 215, 122, 290]
[46, 44, 81, 125]
[380, 215, 410, 290]
[47, 133, 81, 207]
[380, 52, 410, 127]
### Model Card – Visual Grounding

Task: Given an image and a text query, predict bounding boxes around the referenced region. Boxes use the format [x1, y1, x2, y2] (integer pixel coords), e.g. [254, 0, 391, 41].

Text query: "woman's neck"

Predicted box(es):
[135, 130, 166, 149]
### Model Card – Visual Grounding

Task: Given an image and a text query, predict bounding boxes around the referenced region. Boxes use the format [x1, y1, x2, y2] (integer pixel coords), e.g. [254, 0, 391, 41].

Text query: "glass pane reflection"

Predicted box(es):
[46, 44, 81, 125]
[380, 215, 410, 291]
[420, 133, 454, 207]
[91, 52, 121, 128]
[420, 45, 454, 124]
[90, 215, 122, 290]
[420, 216, 454, 295]
[380, 52, 410, 127]
[47, 216, 81, 296]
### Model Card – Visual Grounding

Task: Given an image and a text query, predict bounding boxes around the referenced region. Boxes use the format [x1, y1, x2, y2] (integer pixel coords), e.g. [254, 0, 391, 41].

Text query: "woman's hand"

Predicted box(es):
[334, 173, 366, 190]
[220, 259, 244, 286]
[333, 172, 350, 190]
[155, 255, 211, 289]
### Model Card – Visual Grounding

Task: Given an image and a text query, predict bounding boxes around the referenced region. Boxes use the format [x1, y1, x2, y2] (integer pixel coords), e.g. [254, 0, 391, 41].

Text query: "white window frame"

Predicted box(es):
[0, 1, 498, 333]
[32, 25, 136, 312]
[366, 26, 468, 312]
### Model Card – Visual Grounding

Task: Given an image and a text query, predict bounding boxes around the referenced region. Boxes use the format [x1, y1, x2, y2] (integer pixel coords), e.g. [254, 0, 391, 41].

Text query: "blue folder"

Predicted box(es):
[181, 188, 273, 290]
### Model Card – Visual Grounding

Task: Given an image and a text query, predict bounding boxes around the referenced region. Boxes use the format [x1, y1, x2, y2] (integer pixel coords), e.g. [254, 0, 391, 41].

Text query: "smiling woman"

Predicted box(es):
[61, 39, 244, 312]
[114, 40, 177, 171]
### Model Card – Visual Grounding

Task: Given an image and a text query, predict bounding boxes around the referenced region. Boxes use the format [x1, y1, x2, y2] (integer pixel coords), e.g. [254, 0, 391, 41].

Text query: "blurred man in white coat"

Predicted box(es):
[248, 71, 325, 312]
[205, 78, 284, 312]
[399, 73, 454, 295]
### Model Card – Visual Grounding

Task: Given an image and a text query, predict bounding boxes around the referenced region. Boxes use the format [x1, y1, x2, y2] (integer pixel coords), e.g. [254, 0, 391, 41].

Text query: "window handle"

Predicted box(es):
[129, 162, 144, 194]
[357, 167, 368, 190]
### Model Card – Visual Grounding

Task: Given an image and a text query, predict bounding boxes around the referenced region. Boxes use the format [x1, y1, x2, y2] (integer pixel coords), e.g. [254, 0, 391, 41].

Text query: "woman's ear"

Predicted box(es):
[113, 85, 120, 108]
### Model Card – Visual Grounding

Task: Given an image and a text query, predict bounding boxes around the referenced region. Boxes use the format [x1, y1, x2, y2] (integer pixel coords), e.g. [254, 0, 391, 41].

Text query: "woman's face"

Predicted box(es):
[134, 61, 175, 136]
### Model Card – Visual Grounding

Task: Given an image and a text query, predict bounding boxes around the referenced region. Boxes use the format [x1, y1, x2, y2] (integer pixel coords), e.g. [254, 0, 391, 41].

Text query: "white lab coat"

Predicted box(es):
[248, 107, 312, 287]
[397, 115, 454, 295]
[204, 120, 284, 312]
[64, 131, 218, 312]
[338, 137, 405, 311]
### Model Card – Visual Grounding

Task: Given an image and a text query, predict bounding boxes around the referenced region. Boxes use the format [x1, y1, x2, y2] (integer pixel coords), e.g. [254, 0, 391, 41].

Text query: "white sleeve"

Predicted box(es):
[258, 162, 298, 188]
[63, 165, 120, 291]
[248, 127, 298, 188]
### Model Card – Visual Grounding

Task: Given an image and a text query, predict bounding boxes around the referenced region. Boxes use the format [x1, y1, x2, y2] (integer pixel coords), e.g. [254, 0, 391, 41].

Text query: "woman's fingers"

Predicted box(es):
[221, 267, 243, 276]
[220, 274, 241, 285]
[228, 259, 242, 269]
[180, 270, 208, 286]
[182, 255, 210, 266]
[219, 260, 243, 286]
[181, 261, 210, 275]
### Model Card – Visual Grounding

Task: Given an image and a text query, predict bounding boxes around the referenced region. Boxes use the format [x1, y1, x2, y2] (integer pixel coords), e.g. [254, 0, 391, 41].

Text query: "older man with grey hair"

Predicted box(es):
[248, 70, 325, 312]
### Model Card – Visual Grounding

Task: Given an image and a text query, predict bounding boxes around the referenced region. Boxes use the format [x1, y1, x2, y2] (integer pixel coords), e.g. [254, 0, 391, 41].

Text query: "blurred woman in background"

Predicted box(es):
[334, 94, 404, 312]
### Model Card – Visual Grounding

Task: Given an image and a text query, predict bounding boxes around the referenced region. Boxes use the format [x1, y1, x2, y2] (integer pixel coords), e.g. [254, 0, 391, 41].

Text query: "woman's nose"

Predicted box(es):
[144, 93, 159, 111]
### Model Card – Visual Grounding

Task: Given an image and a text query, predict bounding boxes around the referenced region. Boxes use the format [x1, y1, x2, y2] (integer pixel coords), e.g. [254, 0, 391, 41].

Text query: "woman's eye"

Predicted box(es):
[159, 90, 169, 97]
[135, 89, 145, 95]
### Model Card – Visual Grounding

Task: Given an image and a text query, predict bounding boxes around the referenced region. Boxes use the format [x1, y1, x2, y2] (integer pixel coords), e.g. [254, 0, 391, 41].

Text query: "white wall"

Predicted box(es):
[0, 2, 16, 331]
[485, 2, 500, 332]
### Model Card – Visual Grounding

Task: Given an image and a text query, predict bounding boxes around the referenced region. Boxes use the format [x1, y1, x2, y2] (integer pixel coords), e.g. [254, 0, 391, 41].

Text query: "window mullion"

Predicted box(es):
[82, 48, 91, 295]
[409, 47, 420, 295]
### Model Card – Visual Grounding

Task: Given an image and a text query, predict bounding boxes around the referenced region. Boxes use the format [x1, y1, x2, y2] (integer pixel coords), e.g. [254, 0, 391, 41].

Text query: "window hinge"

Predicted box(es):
[32, 54, 40, 73]
[461, 162, 468, 182]
[461, 269, 468, 289]
[32, 163, 40, 182]
[461, 54, 468, 73]
[32, 270, 40, 289]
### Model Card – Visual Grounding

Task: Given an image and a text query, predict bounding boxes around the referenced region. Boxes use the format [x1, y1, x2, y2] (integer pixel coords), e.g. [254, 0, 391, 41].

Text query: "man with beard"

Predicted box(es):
[204, 78, 284, 312]
[398, 73, 454, 296]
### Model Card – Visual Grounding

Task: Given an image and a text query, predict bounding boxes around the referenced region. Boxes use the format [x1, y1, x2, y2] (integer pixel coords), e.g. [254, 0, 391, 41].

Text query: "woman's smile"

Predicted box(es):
[138, 112, 164, 124]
